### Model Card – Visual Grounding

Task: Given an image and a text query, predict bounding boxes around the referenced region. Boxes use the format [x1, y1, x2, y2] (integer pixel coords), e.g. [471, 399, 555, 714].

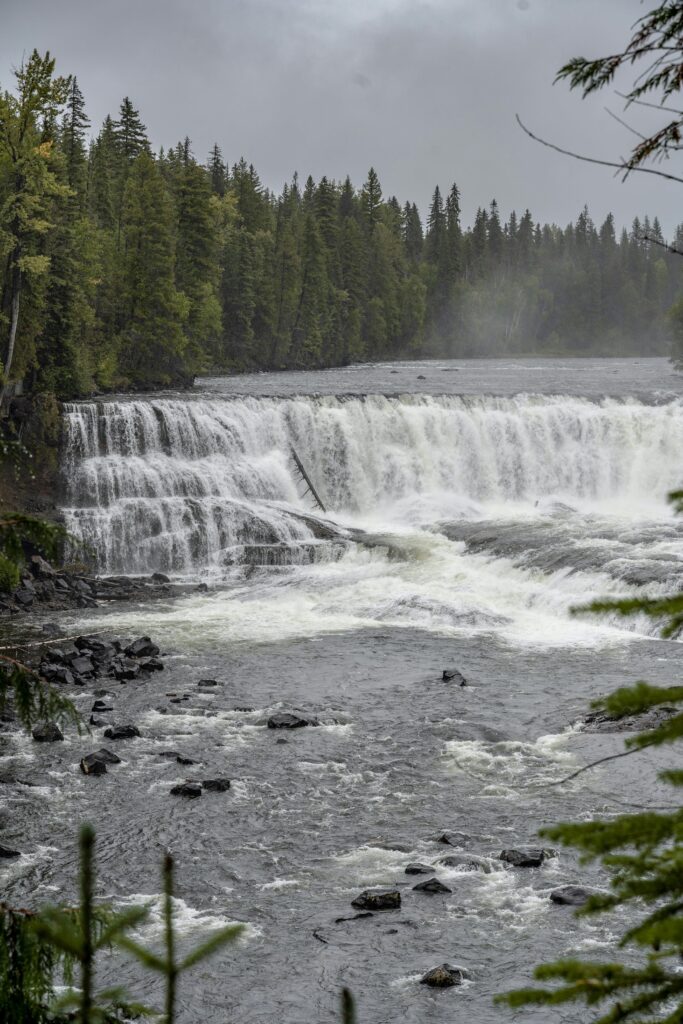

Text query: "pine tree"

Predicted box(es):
[207, 143, 226, 196]
[360, 167, 382, 233]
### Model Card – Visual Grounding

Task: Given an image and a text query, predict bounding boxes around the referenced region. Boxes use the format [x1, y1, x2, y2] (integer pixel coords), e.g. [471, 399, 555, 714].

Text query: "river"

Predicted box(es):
[2, 356, 682, 1022]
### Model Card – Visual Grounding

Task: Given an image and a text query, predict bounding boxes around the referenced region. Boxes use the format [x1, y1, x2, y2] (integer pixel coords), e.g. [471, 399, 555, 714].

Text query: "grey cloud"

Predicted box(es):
[1, 0, 678, 233]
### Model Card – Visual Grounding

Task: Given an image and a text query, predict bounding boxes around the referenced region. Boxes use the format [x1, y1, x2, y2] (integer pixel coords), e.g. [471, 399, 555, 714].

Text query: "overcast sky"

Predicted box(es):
[2, 0, 681, 233]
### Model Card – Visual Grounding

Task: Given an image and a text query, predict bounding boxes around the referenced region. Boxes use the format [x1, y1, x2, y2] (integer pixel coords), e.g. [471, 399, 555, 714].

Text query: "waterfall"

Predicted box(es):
[61, 394, 683, 574]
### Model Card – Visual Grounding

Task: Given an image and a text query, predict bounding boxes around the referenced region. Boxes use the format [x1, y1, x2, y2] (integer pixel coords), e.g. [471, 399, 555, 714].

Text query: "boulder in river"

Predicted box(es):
[442, 668, 467, 685]
[550, 885, 602, 906]
[405, 863, 434, 875]
[0, 844, 21, 859]
[80, 753, 108, 775]
[500, 847, 555, 868]
[413, 877, 452, 894]
[267, 712, 319, 729]
[202, 778, 231, 792]
[351, 889, 401, 911]
[92, 701, 113, 713]
[104, 724, 141, 740]
[170, 782, 202, 798]
[140, 657, 164, 672]
[151, 572, 170, 583]
[124, 636, 160, 658]
[582, 706, 677, 734]
[435, 831, 470, 847]
[420, 964, 467, 988]
[32, 722, 64, 743]
[437, 852, 494, 874]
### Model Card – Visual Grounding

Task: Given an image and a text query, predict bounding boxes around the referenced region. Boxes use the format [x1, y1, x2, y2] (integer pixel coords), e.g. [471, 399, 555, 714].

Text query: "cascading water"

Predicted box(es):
[61, 393, 683, 575]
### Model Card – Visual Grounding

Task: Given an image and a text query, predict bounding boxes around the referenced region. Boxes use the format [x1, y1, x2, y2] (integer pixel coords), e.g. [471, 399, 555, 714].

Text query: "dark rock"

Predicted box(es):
[550, 885, 602, 906]
[89, 716, 109, 727]
[14, 588, 34, 607]
[45, 647, 65, 662]
[202, 778, 231, 792]
[435, 831, 470, 847]
[267, 712, 319, 729]
[90, 748, 121, 765]
[334, 912, 374, 923]
[442, 668, 467, 685]
[156, 750, 182, 760]
[124, 636, 160, 659]
[32, 722, 64, 743]
[234, 706, 254, 712]
[351, 889, 401, 911]
[41, 622, 62, 635]
[413, 877, 452, 894]
[405, 863, 434, 875]
[92, 701, 113, 713]
[111, 656, 140, 681]
[70, 656, 95, 676]
[195, 583, 209, 593]
[103, 724, 141, 740]
[500, 847, 554, 868]
[276, 738, 288, 744]
[0, 844, 21, 859]
[151, 572, 170, 583]
[420, 964, 465, 988]
[80, 754, 108, 775]
[437, 853, 493, 873]
[583, 706, 677, 734]
[176, 755, 196, 766]
[170, 782, 202, 798]
[140, 657, 164, 672]
[30, 554, 55, 578]
[198, 678, 221, 687]
[417, 374, 426, 379]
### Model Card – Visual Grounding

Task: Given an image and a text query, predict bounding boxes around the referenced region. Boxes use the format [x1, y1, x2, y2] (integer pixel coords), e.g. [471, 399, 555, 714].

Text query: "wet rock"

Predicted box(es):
[32, 722, 64, 743]
[351, 889, 401, 911]
[45, 647, 65, 662]
[111, 656, 141, 681]
[92, 701, 113, 713]
[70, 656, 95, 676]
[124, 636, 160, 659]
[104, 724, 141, 740]
[550, 885, 602, 906]
[92, 748, 121, 765]
[417, 374, 426, 380]
[198, 678, 221, 687]
[0, 844, 21, 859]
[195, 583, 209, 593]
[234, 705, 254, 712]
[405, 863, 434, 875]
[41, 622, 62, 635]
[31, 555, 55, 578]
[267, 712, 319, 729]
[14, 588, 34, 607]
[202, 778, 231, 792]
[435, 831, 470, 847]
[140, 657, 164, 672]
[500, 847, 554, 868]
[442, 668, 467, 685]
[437, 853, 493, 873]
[177, 755, 196, 765]
[80, 753, 108, 775]
[151, 572, 170, 583]
[89, 716, 109, 727]
[170, 782, 202, 798]
[583, 706, 677, 734]
[420, 964, 466, 988]
[413, 877, 452, 894]
[335, 912, 374, 923]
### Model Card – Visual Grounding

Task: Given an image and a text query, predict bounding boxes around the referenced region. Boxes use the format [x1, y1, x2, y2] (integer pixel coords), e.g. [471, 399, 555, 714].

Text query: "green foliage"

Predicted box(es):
[0, 826, 243, 1024]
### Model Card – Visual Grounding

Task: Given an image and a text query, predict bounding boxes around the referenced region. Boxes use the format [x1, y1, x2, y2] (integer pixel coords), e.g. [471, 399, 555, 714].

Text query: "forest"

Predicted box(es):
[2, 51, 683, 400]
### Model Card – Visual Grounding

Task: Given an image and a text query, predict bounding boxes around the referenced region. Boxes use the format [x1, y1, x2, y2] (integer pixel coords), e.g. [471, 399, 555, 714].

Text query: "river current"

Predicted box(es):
[2, 357, 683, 1022]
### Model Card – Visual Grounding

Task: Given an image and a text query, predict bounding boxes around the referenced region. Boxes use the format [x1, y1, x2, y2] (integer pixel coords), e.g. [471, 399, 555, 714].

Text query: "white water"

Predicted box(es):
[61, 392, 683, 648]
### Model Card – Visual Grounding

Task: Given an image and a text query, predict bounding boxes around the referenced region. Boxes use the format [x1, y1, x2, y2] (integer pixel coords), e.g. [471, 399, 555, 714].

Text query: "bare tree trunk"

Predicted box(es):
[0, 253, 22, 413]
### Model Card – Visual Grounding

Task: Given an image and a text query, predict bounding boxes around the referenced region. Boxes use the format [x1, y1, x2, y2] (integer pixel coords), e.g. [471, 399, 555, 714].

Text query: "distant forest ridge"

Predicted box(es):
[2, 58, 683, 398]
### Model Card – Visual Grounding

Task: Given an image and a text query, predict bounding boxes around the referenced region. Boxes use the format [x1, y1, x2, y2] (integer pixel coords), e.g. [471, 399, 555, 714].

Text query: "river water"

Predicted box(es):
[2, 357, 683, 1022]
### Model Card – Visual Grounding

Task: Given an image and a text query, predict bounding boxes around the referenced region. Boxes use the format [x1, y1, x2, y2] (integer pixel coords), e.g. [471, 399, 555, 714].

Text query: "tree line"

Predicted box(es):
[2, 51, 683, 401]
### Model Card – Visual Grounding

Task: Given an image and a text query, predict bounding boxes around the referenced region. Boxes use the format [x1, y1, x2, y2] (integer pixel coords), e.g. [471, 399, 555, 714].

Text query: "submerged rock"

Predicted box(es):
[550, 885, 602, 906]
[413, 877, 452, 894]
[170, 782, 202, 798]
[437, 853, 494, 873]
[104, 724, 141, 740]
[0, 844, 21, 859]
[420, 964, 466, 988]
[500, 847, 554, 868]
[442, 668, 467, 685]
[583, 706, 677, 734]
[267, 712, 319, 729]
[435, 831, 470, 847]
[92, 701, 113, 713]
[202, 778, 231, 792]
[32, 722, 64, 743]
[351, 889, 401, 911]
[335, 912, 374, 923]
[405, 863, 434, 875]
